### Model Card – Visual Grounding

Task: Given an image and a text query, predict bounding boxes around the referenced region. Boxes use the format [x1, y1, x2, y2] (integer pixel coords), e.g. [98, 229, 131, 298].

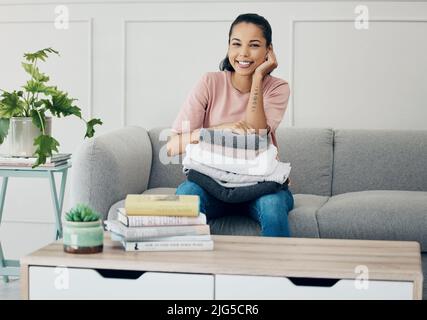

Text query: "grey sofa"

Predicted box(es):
[70, 126, 427, 299]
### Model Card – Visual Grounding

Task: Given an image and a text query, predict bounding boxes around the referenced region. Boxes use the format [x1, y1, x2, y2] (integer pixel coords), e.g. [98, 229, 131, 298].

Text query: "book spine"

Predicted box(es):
[0, 156, 70, 164]
[117, 212, 130, 226]
[123, 240, 214, 251]
[125, 204, 198, 217]
[109, 231, 211, 242]
[0, 160, 68, 167]
[125, 225, 210, 241]
[136, 235, 212, 242]
[118, 210, 206, 227]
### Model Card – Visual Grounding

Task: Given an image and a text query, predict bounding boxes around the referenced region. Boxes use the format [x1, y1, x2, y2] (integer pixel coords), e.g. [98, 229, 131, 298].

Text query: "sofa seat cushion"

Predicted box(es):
[204, 193, 328, 237]
[289, 194, 328, 238]
[317, 190, 427, 251]
[108, 188, 327, 239]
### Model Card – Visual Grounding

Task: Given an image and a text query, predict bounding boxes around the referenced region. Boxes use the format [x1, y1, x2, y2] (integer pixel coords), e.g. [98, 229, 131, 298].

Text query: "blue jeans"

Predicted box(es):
[176, 180, 294, 237]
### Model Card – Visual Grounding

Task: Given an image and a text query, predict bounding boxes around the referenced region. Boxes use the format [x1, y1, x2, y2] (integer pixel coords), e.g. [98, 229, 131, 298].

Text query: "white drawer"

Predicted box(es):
[29, 266, 214, 300]
[215, 275, 413, 300]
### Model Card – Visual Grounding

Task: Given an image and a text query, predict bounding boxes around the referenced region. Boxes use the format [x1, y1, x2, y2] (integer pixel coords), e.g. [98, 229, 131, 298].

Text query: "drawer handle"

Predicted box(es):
[95, 269, 145, 280]
[288, 277, 340, 287]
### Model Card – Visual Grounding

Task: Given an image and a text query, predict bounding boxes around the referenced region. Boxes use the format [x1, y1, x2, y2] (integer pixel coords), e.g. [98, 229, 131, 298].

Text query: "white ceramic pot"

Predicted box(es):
[9, 117, 52, 157]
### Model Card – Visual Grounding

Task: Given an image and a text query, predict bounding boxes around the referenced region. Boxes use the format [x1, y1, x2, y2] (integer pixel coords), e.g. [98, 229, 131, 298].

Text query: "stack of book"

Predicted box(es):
[104, 194, 213, 252]
[0, 153, 71, 168]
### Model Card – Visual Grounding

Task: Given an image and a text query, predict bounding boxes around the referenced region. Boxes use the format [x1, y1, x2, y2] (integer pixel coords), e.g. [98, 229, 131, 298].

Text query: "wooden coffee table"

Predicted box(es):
[20, 233, 423, 300]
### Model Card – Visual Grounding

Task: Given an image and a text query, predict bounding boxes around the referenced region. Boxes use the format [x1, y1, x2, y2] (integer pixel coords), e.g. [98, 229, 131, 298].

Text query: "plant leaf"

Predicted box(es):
[33, 100, 45, 109]
[85, 118, 103, 138]
[0, 91, 25, 118]
[23, 48, 59, 63]
[32, 134, 60, 168]
[21, 63, 49, 82]
[0, 118, 10, 144]
[44, 86, 59, 96]
[22, 80, 44, 93]
[66, 204, 100, 222]
[22, 80, 57, 96]
[30, 109, 46, 133]
[47, 92, 81, 118]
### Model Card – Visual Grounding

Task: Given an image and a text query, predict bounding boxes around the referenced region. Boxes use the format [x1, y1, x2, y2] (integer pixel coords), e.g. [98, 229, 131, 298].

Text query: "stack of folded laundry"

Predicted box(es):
[182, 128, 291, 203]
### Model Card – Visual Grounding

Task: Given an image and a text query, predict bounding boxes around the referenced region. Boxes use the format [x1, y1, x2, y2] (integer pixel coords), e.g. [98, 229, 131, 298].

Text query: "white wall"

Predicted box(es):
[0, 0, 426, 259]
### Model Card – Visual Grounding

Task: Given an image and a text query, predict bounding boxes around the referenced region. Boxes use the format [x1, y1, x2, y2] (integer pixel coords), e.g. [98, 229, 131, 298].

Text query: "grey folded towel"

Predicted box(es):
[187, 169, 288, 203]
[199, 128, 269, 151]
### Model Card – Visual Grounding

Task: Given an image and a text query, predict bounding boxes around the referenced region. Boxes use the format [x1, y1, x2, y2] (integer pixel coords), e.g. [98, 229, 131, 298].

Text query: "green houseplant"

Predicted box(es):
[63, 204, 104, 254]
[0, 47, 102, 167]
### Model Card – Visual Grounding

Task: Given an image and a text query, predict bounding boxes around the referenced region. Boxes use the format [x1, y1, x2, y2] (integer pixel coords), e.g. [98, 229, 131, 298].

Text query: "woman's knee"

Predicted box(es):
[175, 180, 209, 213]
[251, 191, 292, 237]
[255, 190, 293, 214]
[176, 180, 205, 196]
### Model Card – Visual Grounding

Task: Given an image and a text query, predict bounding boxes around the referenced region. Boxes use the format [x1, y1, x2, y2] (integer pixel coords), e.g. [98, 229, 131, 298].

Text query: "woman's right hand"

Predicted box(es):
[212, 121, 255, 134]
[230, 120, 255, 135]
[211, 122, 235, 130]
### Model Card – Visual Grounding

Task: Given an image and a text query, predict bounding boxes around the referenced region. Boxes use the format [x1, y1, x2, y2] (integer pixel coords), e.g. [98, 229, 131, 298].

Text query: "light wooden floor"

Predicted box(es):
[0, 278, 20, 300]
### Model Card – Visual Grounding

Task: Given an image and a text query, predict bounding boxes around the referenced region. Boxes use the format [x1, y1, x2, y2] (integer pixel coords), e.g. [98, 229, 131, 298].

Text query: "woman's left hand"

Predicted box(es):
[254, 44, 278, 79]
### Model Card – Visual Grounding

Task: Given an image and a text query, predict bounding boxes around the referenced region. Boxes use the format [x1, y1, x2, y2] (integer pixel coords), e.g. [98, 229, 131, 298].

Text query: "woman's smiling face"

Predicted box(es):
[227, 22, 269, 75]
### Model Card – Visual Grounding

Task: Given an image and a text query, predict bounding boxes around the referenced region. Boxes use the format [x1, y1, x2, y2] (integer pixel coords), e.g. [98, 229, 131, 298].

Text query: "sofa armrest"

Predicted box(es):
[70, 126, 152, 220]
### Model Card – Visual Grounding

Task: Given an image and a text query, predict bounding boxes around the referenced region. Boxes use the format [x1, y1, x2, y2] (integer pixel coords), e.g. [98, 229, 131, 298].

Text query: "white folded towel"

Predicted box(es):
[183, 155, 291, 185]
[185, 143, 279, 176]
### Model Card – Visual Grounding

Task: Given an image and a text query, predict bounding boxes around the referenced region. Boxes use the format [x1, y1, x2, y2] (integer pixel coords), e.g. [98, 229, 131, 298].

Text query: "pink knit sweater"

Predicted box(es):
[171, 70, 290, 147]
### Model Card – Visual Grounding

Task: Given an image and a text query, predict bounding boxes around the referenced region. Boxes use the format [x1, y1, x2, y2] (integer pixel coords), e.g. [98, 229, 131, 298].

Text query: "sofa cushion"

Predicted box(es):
[276, 127, 333, 196]
[332, 129, 427, 195]
[147, 128, 187, 189]
[203, 194, 328, 237]
[317, 190, 427, 251]
[72, 126, 153, 220]
[208, 215, 260, 236]
[289, 194, 328, 238]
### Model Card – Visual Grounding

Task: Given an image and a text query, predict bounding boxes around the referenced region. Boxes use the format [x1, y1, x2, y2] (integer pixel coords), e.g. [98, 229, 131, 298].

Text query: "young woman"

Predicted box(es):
[167, 13, 293, 237]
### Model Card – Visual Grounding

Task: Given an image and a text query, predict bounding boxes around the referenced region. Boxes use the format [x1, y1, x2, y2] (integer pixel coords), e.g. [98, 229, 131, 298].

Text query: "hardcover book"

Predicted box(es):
[121, 239, 214, 252]
[0, 153, 71, 164]
[104, 220, 210, 241]
[110, 231, 212, 242]
[117, 208, 207, 227]
[0, 160, 68, 168]
[125, 194, 199, 217]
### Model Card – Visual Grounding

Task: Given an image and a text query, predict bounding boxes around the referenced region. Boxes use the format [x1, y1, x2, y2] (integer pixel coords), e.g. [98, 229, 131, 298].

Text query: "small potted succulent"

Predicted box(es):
[63, 204, 104, 254]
